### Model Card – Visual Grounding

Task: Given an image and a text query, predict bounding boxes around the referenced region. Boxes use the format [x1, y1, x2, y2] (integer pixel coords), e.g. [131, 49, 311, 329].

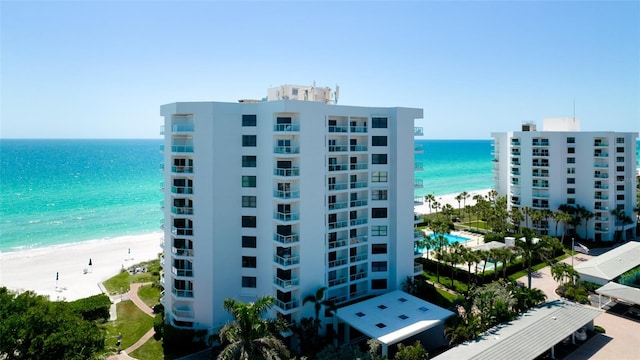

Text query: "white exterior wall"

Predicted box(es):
[160, 98, 423, 334]
[492, 126, 638, 242]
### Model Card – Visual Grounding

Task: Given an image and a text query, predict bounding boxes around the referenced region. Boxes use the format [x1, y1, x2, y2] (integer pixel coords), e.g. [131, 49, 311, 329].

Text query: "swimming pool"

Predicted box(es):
[428, 233, 470, 245]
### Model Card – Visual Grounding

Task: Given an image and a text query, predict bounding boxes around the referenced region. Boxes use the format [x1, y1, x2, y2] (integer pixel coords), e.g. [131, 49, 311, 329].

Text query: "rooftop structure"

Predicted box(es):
[159, 85, 424, 335]
[434, 300, 602, 360]
[574, 241, 640, 285]
[492, 119, 638, 241]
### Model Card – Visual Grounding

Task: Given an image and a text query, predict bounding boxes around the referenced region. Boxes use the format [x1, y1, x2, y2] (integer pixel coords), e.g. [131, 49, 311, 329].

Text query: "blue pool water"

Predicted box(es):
[429, 233, 470, 245]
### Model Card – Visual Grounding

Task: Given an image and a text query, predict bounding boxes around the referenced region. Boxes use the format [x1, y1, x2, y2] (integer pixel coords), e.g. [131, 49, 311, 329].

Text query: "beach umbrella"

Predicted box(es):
[89, 258, 92, 266]
[56, 272, 59, 288]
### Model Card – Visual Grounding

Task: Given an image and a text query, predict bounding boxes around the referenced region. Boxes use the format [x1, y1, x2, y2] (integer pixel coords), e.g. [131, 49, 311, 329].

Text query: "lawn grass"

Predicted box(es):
[138, 284, 162, 308]
[103, 300, 153, 350]
[423, 271, 469, 294]
[103, 259, 160, 294]
[129, 336, 166, 360]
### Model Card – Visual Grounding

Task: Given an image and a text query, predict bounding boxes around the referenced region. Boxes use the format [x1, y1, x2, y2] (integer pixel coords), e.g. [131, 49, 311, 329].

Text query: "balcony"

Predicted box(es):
[594, 184, 609, 189]
[171, 145, 194, 153]
[511, 161, 521, 166]
[328, 202, 348, 210]
[328, 163, 349, 172]
[172, 124, 194, 133]
[414, 127, 424, 136]
[414, 162, 424, 171]
[532, 151, 549, 157]
[350, 145, 368, 152]
[172, 247, 194, 257]
[532, 193, 549, 198]
[172, 306, 194, 319]
[275, 299, 299, 311]
[274, 233, 299, 244]
[328, 125, 348, 133]
[414, 230, 424, 239]
[274, 276, 300, 288]
[350, 254, 368, 263]
[414, 262, 424, 274]
[328, 239, 348, 249]
[274, 124, 300, 132]
[274, 167, 300, 177]
[414, 196, 424, 205]
[351, 126, 368, 133]
[328, 257, 348, 268]
[532, 171, 549, 177]
[171, 287, 194, 298]
[594, 194, 609, 200]
[594, 205, 609, 211]
[350, 235, 368, 245]
[594, 141, 609, 147]
[350, 163, 368, 171]
[350, 199, 368, 207]
[171, 227, 193, 236]
[350, 217, 368, 226]
[350, 270, 367, 281]
[328, 220, 348, 229]
[172, 266, 193, 277]
[171, 186, 193, 195]
[171, 206, 193, 215]
[274, 146, 300, 154]
[273, 190, 300, 199]
[328, 182, 348, 191]
[414, 179, 424, 188]
[594, 173, 609, 179]
[414, 144, 424, 153]
[511, 150, 521, 156]
[329, 276, 348, 287]
[532, 140, 550, 146]
[273, 211, 299, 222]
[511, 170, 521, 176]
[350, 181, 368, 189]
[273, 254, 300, 266]
[511, 140, 521, 146]
[594, 152, 608, 158]
[328, 145, 348, 152]
[595, 216, 609, 222]
[172, 165, 193, 174]
[594, 227, 609, 232]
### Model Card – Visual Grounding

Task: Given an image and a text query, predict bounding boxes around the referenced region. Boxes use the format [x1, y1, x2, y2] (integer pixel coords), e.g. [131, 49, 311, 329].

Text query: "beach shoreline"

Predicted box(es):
[414, 188, 492, 215]
[0, 232, 163, 301]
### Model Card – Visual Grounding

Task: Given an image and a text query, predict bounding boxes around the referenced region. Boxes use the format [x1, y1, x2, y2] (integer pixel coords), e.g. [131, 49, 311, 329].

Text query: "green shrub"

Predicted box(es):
[594, 325, 606, 333]
[153, 313, 164, 340]
[69, 294, 112, 321]
[163, 324, 207, 353]
[152, 303, 164, 314]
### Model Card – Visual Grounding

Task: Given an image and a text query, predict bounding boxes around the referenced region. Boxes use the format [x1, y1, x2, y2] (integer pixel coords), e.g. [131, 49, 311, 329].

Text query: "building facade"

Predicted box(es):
[159, 85, 424, 333]
[492, 118, 637, 242]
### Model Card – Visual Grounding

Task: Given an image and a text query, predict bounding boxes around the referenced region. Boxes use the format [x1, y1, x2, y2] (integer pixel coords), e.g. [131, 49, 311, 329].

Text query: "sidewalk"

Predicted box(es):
[106, 282, 156, 360]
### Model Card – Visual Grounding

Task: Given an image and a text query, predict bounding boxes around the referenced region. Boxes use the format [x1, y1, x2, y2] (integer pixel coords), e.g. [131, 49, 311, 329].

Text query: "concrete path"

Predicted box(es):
[106, 282, 156, 360]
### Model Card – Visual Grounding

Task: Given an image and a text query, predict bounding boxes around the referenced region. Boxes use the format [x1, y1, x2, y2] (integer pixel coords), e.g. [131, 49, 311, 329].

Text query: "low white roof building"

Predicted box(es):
[574, 241, 640, 285]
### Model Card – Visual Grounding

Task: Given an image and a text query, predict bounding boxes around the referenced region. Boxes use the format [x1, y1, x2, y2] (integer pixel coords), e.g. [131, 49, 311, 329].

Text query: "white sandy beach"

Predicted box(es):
[414, 188, 492, 215]
[0, 232, 163, 301]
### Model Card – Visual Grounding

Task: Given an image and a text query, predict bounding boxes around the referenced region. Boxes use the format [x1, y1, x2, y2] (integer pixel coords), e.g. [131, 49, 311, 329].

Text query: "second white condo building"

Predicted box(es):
[159, 84, 424, 334]
[492, 118, 637, 242]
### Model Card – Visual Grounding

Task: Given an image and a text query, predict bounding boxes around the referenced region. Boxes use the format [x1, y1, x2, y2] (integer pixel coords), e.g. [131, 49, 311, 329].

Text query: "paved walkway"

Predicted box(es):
[106, 282, 156, 360]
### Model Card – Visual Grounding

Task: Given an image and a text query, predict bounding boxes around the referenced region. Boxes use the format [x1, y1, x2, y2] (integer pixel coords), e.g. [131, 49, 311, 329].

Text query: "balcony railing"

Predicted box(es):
[172, 165, 193, 174]
[594, 184, 609, 189]
[273, 254, 300, 266]
[414, 144, 424, 153]
[350, 199, 368, 207]
[328, 258, 348, 268]
[351, 145, 368, 152]
[172, 306, 194, 318]
[329, 276, 348, 287]
[171, 186, 193, 194]
[350, 217, 368, 226]
[350, 163, 368, 170]
[414, 162, 424, 170]
[328, 202, 348, 210]
[328, 145, 348, 152]
[594, 163, 608, 168]
[594, 152, 608, 157]
[532, 140, 550, 146]
[594, 173, 609, 179]
[328, 164, 349, 172]
[172, 287, 194, 298]
[274, 124, 300, 132]
[328, 126, 348, 133]
[594, 205, 609, 210]
[274, 233, 299, 244]
[274, 168, 300, 177]
[172, 267, 193, 277]
[594, 194, 609, 200]
[350, 254, 368, 263]
[328, 182, 348, 191]
[172, 145, 194, 153]
[275, 299, 299, 311]
[274, 276, 299, 288]
[511, 140, 521, 146]
[350, 235, 368, 245]
[171, 227, 193, 236]
[172, 206, 193, 215]
[273, 190, 300, 199]
[594, 141, 609, 147]
[351, 126, 367, 133]
[350, 271, 367, 280]
[328, 239, 348, 249]
[273, 212, 299, 221]
[414, 127, 424, 136]
[172, 124, 194, 132]
[328, 220, 348, 229]
[274, 146, 300, 154]
[414, 263, 424, 273]
[172, 247, 194, 256]
[532, 193, 549, 198]
[350, 181, 368, 189]
[414, 179, 424, 188]
[595, 216, 609, 221]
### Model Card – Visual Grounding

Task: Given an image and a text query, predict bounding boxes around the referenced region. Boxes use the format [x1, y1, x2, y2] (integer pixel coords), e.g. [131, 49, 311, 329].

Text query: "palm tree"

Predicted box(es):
[303, 287, 336, 324]
[487, 189, 498, 203]
[521, 206, 532, 230]
[430, 220, 450, 283]
[515, 230, 542, 289]
[611, 208, 631, 241]
[578, 206, 594, 241]
[495, 247, 515, 280]
[424, 193, 436, 215]
[553, 211, 572, 244]
[218, 296, 290, 360]
[455, 193, 463, 219]
[461, 191, 470, 221]
[442, 203, 455, 222]
[447, 243, 464, 288]
[460, 247, 480, 290]
[420, 233, 438, 260]
[509, 207, 523, 234]
[530, 209, 543, 235]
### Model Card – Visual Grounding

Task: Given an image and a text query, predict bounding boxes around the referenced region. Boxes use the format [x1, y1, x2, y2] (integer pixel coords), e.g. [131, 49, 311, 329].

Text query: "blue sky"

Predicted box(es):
[1, 1, 638, 139]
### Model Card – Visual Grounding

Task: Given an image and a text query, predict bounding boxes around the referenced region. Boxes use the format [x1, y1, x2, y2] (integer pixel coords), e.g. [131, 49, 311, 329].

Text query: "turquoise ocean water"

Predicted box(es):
[0, 139, 503, 252]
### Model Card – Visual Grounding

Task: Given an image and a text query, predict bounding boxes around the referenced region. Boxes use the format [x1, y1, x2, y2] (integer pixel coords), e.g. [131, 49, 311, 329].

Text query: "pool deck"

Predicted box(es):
[422, 229, 485, 249]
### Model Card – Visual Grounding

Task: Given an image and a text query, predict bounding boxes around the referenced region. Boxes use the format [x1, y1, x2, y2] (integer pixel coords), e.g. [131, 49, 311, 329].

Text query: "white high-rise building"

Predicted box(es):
[159, 85, 424, 334]
[492, 118, 637, 242]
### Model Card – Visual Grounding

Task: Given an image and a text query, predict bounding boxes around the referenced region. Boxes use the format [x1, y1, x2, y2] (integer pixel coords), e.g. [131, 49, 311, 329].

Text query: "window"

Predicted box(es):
[242, 276, 256, 288]
[567, 178, 575, 184]
[242, 256, 257, 268]
[242, 155, 256, 167]
[371, 189, 388, 200]
[567, 188, 575, 194]
[616, 157, 624, 163]
[242, 236, 256, 248]
[617, 194, 625, 200]
[372, 136, 387, 146]
[372, 208, 387, 218]
[617, 185, 625, 191]
[372, 244, 388, 254]
[616, 137, 624, 144]
[371, 261, 387, 272]
[567, 168, 575, 174]
[372, 171, 388, 182]
[371, 279, 387, 290]
[567, 147, 575, 154]
[242, 216, 256, 228]
[616, 147, 624, 153]
[567, 157, 575, 164]
[242, 114, 256, 126]
[372, 117, 387, 128]
[372, 154, 388, 164]
[617, 176, 624, 181]
[371, 225, 387, 236]
[567, 198, 576, 204]
[242, 196, 256, 208]
[242, 176, 256, 187]
[567, 137, 575, 144]
[242, 135, 256, 147]
[616, 166, 624, 172]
